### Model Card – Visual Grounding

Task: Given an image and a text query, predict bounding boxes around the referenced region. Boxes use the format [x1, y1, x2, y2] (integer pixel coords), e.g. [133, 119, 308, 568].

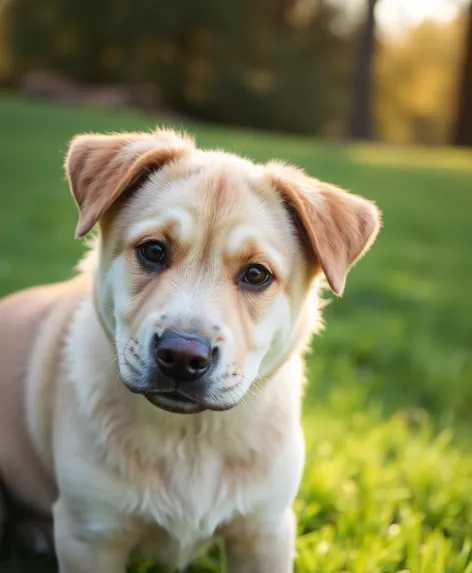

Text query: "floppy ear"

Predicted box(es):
[267, 163, 381, 296]
[65, 129, 194, 237]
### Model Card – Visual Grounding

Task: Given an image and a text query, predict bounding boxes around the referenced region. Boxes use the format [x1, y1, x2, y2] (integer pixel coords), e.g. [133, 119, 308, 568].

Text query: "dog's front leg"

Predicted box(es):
[53, 499, 136, 573]
[225, 509, 296, 573]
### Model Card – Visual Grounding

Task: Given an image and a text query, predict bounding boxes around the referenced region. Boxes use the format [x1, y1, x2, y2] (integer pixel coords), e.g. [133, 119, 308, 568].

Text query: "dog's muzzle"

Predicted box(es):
[131, 330, 219, 414]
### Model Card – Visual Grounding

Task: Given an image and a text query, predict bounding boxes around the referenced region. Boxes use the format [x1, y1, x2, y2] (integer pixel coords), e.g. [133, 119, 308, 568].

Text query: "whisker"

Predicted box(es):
[226, 373, 258, 412]
[236, 364, 263, 390]
[229, 386, 250, 409]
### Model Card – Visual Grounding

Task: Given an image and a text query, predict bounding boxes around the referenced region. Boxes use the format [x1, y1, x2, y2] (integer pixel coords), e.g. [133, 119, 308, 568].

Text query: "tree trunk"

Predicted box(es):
[347, 0, 378, 140]
[453, 1, 472, 147]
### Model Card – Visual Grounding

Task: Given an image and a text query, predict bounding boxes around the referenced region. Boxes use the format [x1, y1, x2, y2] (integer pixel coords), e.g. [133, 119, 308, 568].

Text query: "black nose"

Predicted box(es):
[154, 331, 213, 382]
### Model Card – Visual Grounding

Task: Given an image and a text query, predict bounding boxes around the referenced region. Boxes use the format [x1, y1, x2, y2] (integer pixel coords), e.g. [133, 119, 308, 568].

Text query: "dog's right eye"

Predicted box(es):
[136, 240, 167, 269]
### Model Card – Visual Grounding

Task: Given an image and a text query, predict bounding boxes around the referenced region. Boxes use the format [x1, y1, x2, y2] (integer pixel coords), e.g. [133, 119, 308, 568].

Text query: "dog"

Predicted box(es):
[0, 128, 380, 572]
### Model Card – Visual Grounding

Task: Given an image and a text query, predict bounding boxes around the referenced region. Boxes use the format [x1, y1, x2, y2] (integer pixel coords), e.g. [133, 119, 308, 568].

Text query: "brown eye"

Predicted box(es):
[241, 264, 272, 289]
[137, 241, 167, 269]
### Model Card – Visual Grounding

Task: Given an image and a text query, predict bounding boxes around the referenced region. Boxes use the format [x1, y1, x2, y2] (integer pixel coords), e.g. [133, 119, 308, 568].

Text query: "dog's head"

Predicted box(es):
[66, 129, 380, 414]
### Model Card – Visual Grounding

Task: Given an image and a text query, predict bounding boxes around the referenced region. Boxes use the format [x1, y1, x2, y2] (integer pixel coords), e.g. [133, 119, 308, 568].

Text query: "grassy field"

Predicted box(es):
[1, 95, 472, 573]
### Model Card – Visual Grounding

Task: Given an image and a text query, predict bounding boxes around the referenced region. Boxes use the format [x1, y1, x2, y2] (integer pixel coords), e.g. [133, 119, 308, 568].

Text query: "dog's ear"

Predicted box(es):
[266, 162, 381, 296]
[65, 130, 194, 238]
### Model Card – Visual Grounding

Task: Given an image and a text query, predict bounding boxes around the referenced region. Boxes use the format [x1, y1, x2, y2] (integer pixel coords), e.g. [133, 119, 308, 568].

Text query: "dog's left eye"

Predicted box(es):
[240, 264, 273, 289]
[136, 240, 167, 269]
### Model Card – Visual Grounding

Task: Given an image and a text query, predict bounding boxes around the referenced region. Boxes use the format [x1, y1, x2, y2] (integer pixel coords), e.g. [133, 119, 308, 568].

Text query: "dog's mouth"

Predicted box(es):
[145, 390, 206, 414]
[123, 375, 241, 414]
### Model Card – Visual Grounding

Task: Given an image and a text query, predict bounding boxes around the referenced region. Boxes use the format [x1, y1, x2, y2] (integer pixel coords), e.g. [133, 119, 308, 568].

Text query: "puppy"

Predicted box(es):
[0, 129, 380, 572]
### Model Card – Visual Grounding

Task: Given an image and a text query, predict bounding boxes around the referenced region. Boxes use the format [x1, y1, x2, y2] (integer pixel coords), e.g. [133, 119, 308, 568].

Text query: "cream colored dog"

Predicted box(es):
[0, 129, 380, 572]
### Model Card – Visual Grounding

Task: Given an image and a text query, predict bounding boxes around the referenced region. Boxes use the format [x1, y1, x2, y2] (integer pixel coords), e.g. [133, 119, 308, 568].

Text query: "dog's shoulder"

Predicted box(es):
[0, 277, 88, 378]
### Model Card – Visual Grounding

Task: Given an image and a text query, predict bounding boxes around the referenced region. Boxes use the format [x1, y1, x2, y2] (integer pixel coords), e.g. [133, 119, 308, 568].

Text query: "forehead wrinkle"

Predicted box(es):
[176, 168, 238, 265]
[224, 226, 286, 274]
[188, 168, 295, 276]
[126, 208, 194, 245]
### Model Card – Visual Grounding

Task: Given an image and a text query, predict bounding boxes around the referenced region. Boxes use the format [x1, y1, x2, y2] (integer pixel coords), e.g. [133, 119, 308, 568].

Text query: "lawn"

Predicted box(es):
[1, 95, 472, 573]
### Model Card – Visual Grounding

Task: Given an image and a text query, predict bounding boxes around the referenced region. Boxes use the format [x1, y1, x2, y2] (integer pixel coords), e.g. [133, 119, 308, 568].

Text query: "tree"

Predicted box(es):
[348, 0, 378, 140]
[7, 0, 355, 135]
[453, 1, 472, 146]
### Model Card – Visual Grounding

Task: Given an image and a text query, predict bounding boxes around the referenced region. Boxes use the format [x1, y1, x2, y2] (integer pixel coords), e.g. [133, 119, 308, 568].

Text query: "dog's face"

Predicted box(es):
[98, 158, 307, 414]
[66, 130, 380, 414]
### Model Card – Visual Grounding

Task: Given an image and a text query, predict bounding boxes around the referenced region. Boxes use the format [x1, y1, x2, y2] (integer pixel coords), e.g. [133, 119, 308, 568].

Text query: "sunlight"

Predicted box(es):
[377, 0, 468, 35]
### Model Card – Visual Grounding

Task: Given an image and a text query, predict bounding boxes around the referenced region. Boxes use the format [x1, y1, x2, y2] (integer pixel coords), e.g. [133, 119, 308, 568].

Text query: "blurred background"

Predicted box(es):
[1, 1, 472, 572]
[1, 0, 472, 145]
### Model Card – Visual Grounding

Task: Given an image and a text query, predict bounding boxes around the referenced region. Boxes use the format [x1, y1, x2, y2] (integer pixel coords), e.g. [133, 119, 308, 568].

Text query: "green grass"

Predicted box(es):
[1, 95, 472, 573]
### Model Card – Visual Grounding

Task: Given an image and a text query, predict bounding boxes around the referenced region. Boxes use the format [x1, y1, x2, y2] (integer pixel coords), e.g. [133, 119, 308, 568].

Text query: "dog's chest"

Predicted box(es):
[146, 453, 229, 540]
[118, 435, 268, 547]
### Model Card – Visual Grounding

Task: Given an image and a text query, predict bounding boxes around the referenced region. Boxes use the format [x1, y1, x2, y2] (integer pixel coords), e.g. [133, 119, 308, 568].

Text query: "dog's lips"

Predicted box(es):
[162, 390, 197, 404]
[122, 376, 241, 414]
[144, 389, 241, 414]
[145, 390, 207, 414]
